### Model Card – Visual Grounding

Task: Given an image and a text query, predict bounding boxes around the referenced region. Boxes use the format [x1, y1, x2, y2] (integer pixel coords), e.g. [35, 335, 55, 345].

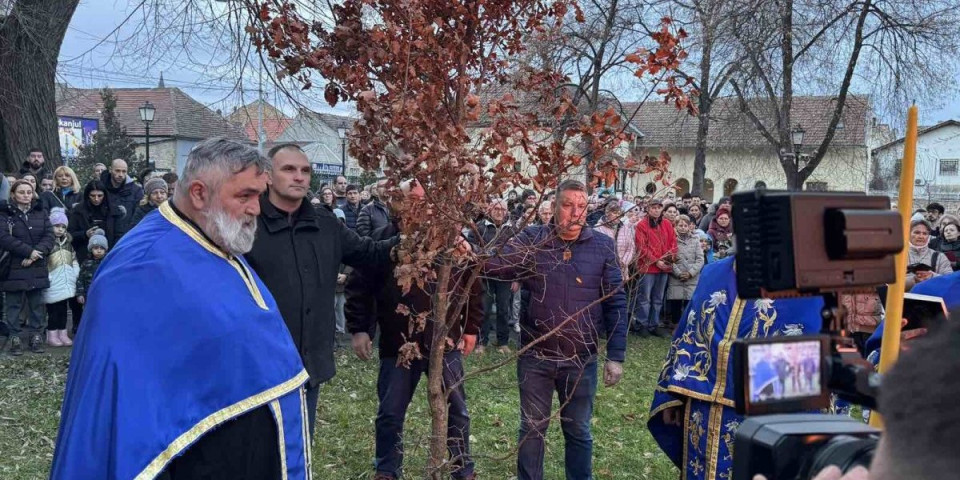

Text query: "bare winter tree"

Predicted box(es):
[728, 0, 960, 190]
[0, 0, 80, 171]
[660, 0, 744, 195]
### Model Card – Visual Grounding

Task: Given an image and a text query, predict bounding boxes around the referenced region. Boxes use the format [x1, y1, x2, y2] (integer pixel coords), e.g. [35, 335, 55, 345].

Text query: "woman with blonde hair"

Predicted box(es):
[40, 166, 82, 213]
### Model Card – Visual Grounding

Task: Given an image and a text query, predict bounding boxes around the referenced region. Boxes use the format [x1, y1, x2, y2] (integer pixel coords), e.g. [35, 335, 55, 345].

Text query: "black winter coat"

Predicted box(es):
[69, 203, 123, 263]
[341, 201, 362, 230]
[130, 203, 158, 229]
[39, 188, 81, 214]
[18, 162, 50, 181]
[245, 195, 398, 387]
[0, 201, 55, 292]
[356, 200, 390, 237]
[99, 171, 144, 237]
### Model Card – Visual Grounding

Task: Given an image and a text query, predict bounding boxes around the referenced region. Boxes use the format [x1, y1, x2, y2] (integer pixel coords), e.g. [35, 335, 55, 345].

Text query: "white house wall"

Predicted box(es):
[875, 124, 960, 192]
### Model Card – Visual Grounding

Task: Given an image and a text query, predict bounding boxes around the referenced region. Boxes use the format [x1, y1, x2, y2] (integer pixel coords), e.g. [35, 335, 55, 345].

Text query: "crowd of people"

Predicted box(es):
[13, 137, 958, 480]
[0, 149, 180, 355]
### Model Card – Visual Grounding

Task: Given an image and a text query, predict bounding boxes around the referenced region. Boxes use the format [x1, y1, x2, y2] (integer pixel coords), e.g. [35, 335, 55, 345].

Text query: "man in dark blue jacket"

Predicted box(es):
[486, 179, 627, 480]
[341, 184, 363, 230]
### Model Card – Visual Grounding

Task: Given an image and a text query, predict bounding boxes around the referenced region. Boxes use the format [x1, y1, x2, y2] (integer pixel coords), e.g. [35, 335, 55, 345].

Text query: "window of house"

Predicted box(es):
[940, 159, 959, 176]
[645, 182, 657, 194]
[805, 181, 828, 192]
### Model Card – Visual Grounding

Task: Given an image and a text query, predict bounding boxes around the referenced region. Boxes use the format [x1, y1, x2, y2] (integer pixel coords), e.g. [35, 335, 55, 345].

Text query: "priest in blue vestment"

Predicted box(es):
[51, 139, 312, 480]
[648, 257, 825, 480]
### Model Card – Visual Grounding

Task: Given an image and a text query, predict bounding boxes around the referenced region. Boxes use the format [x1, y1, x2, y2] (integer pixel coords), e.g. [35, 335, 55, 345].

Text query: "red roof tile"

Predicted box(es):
[57, 87, 249, 141]
[621, 95, 871, 148]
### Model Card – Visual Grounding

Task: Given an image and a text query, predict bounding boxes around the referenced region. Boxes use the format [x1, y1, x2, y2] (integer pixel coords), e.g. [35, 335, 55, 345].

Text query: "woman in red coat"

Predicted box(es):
[633, 198, 678, 337]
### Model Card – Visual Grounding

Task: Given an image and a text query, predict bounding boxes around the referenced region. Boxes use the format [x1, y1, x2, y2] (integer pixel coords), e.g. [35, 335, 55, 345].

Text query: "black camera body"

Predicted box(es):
[729, 190, 898, 480]
[734, 415, 878, 480]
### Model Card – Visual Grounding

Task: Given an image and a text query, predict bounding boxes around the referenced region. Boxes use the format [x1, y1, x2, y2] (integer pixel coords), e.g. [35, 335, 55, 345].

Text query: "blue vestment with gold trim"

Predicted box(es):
[647, 257, 824, 480]
[51, 202, 312, 480]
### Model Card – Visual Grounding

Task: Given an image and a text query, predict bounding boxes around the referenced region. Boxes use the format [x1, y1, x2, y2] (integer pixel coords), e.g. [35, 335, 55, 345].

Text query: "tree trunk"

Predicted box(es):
[779, 0, 798, 190]
[0, 0, 80, 172]
[427, 263, 454, 480]
[692, 24, 713, 195]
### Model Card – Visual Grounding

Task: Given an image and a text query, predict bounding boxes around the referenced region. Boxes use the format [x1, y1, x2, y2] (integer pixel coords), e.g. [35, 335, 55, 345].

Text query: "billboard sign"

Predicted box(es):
[311, 163, 343, 176]
[58, 116, 99, 162]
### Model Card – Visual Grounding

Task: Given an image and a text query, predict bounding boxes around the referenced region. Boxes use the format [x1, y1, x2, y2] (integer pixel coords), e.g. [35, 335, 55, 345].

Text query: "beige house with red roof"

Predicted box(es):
[56, 86, 249, 173]
[620, 95, 882, 201]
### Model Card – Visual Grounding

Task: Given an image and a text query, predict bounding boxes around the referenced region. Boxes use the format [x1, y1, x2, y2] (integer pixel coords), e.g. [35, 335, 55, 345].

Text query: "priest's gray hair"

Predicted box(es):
[176, 138, 271, 198]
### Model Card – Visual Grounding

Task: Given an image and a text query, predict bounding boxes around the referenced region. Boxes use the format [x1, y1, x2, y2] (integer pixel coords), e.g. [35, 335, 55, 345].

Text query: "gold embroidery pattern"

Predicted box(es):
[682, 400, 691, 480]
[269, 400, 289, 480]
[158, 202, 268, 310]
[722, 419, 740, 462]
[663, 290, 728, 384]
[748, 299, 778, 338]
[135, 369, 309, 480]
[689, 410, 705, 455]
[710, 298, 746, 400]
[705, 402, 724, 480]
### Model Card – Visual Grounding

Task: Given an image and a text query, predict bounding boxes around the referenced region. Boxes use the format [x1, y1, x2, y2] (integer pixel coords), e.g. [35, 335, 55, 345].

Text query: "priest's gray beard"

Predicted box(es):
[204, 201, 257, 255]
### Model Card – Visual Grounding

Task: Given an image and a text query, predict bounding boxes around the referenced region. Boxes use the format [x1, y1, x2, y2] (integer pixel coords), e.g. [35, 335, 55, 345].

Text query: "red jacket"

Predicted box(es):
[635, 216, 678, 274]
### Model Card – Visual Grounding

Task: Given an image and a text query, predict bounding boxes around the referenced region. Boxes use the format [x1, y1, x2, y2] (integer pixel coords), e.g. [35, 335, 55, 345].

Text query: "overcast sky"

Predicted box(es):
[57, 0, 960, 133]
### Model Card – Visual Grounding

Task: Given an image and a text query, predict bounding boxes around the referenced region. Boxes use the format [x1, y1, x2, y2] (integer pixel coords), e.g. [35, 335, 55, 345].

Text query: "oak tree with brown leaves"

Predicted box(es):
[246, 1, 696, 477]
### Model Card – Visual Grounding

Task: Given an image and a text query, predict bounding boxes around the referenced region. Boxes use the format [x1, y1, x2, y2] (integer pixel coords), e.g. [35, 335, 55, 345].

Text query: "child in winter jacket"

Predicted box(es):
[43, 209, 80, 346]
[76, 230, 109, 335]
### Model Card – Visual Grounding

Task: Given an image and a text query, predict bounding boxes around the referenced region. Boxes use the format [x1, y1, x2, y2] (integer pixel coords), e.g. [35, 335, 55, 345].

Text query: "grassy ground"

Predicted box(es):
[0, 335, 679, 479]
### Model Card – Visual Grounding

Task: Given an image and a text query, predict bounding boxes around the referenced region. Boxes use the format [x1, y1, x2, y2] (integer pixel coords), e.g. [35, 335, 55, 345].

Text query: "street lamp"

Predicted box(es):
[337, 124, 348, 176]
[139, 101, 156, 170]
[791, 124, 805, 189]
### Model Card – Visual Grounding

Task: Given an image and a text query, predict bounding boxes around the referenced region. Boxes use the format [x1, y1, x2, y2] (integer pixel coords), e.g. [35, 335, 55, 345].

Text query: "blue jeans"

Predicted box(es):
[635, 273, 668, 331]
[517, 355, 597, 480]
[376, 351, 474, 479]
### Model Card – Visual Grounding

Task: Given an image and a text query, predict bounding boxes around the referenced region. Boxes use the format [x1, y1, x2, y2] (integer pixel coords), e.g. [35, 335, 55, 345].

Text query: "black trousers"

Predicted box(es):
[666, 299, 689, 326]
[481, 280, 512, 346]
[48, 300, 69, 330]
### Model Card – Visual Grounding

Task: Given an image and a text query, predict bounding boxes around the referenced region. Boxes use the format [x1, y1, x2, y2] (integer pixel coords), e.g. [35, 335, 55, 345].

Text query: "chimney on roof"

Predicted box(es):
[158, 71, 165, 88]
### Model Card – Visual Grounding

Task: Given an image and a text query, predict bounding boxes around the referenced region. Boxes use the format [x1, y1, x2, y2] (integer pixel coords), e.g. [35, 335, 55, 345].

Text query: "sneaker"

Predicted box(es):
[497, 345, 512, 354]
[9, 336, 22, 356]
[29, 334, 44, 354]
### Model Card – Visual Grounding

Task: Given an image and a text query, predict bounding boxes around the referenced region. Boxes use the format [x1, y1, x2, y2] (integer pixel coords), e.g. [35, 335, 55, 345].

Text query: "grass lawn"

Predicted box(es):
[0, 335, 679, 479]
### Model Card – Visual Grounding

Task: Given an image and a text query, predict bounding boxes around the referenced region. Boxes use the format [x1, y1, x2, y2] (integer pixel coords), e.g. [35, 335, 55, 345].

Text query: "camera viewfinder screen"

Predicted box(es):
[747, 341, 821, 404]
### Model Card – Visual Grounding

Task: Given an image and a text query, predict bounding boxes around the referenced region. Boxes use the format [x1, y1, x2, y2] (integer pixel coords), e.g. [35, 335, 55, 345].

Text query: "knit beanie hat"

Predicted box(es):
[88, 229, 109, 252]
[144, 177, 168, 197]
[49, 208, 68, 227]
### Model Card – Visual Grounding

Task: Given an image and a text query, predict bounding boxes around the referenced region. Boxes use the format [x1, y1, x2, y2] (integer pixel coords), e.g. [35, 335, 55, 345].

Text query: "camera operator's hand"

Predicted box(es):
[753, 465, 869, 480]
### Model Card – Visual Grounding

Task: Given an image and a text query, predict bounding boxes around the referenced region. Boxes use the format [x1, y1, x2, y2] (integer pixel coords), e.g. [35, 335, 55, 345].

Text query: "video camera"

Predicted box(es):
[730, 190, 903, 480]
